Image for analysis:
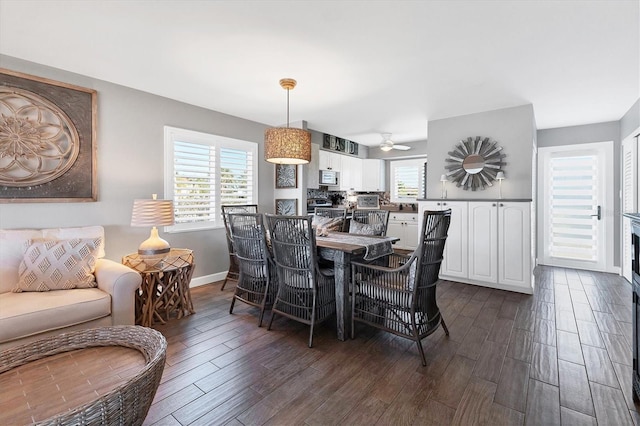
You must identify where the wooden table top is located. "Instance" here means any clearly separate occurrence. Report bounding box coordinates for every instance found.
[315,232,399,254]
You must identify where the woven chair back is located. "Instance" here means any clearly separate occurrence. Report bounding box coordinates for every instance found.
[265,214,318,289]
[351,209,390,236]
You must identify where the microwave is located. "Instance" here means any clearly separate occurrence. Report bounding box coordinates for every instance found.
[320,170,339,186]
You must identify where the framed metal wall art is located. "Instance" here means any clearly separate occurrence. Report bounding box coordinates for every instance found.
[275,164,297,189]
[445,136,506,191]
[0,68,97,202]
[275,199,297,216]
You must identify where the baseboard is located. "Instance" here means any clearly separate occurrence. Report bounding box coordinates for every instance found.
[190,271,227,288]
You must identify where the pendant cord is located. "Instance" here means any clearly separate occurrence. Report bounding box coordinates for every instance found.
[286,88,290,128]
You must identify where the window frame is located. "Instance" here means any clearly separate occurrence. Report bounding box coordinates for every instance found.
[389,158,426,203]
[163,126,258,233]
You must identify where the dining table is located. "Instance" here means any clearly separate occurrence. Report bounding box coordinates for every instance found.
[315,232,400,341]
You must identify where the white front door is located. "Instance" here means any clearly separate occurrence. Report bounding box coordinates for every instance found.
[538,142,614,272]
[622,134,639,282]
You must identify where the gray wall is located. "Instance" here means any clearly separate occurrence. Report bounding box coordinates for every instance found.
[537,121,622,268]
[0,55,276,282]
[426,104,535,200]
[620,98,640,140]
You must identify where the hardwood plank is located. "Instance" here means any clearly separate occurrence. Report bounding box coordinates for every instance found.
[473,341,508,383]
[533,318,556,346]
[612,361,640,413]
[576,320,604,348]
[582,345,619,388]
[475,306,499,331]
[189,387,264,426]
[340,394,389,425]
[372,373,436,426]
[524,379,560,426]
[558,359,594,416]
[498,300,519,320]
[144,384,204,425]
[413,399,457,426]
[593,311,624,335]
[536,302,555,321]
[494,357,530,412]
[530,343,558,386]
[488,318,515,345]
[514,306,535,332]
[602,332,633,366]
[556,309,578,333]
[451,377,497,426]
[430,354,476,409]
[590,382,634,426]
[507,328,533,363]
[573,302,596,322]
[457,326,490,360]
[560,407,597,426]
[488,403,524,426]
[556,330,584,365]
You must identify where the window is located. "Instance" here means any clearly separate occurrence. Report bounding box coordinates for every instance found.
[164,126,258,232]
[389,159,426,202]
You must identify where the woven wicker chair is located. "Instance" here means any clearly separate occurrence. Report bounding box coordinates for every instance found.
[314,207,348,232]
[265,214,336,348]
[0,326,166,426]
[351,209,451,366]
[228,213,278,327]
[350,209,390,236]
[221,204,258,290]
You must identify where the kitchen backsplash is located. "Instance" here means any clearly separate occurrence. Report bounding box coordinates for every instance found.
[306,190,417,211]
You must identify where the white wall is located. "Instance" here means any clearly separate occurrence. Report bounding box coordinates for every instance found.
[0,55,276,282]
[426,104,535,200]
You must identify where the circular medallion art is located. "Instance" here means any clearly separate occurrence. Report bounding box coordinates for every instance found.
[445,136,505,191]
[0,87,80,187]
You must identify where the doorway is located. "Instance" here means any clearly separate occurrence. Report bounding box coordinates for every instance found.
[538,141,614,272]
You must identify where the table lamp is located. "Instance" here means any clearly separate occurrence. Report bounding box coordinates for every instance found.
[131,194,175,263]
[496,171,505,199]
[440,174,448,199]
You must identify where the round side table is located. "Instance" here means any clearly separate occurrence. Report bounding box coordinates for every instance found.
[123,248,195,327]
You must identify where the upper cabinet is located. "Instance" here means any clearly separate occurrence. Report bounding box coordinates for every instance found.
[340,155,362,191]
[361,159,386,192]
[318,150,342,171]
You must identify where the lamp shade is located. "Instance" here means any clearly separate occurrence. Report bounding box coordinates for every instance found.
[131,198,175,227]
[264,127,311,164]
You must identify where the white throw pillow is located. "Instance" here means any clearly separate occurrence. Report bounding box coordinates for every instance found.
[13,237,102,292]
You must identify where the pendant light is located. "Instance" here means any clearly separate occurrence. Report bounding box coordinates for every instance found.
[264,78,311,164]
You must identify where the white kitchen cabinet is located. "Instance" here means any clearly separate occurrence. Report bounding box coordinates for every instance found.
[306,143,320,189]
[417,200,533,294]
[387,213,419,250]
[498,202,532,288]
[361,159,386,192]
[318,150,342,171]
[419,201,467,279]
[340,155,362,191]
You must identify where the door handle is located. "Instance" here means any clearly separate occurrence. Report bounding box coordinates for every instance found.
[591,205,601,220]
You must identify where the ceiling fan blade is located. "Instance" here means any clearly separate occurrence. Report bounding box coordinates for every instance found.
[392,144,411,151]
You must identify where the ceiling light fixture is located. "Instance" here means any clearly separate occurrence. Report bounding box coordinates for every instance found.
[264,78,311,164]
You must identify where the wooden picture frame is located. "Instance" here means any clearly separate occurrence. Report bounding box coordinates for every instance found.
[0,68,97,202]
[275,199,297,216]
[275,164,297,189]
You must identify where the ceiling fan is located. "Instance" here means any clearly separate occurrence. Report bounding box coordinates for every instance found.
[379,133,411,151]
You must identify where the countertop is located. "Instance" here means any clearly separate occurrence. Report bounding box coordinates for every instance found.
[417,198,533,202]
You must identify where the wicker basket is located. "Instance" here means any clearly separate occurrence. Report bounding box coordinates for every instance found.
[0,325,167,426]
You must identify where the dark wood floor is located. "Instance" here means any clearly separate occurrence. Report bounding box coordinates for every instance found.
[145,266,640,425]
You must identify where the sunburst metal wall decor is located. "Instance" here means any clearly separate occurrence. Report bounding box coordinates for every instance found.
[445,136,506,191]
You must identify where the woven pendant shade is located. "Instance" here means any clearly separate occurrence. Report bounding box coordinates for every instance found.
[264,78,311,165]
[264,127,311,164]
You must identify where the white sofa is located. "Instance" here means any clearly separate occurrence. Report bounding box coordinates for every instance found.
[0,226,141,350]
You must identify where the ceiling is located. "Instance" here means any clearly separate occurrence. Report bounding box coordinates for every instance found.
[0,0,638,147]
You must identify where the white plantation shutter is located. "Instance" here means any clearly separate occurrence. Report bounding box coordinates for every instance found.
[390,159,426,202]
[547,153,598,261]
[165,127,258,232]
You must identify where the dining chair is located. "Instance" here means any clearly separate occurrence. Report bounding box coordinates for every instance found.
[349,209,390,236]
[228,212,277,327]
[314,207,347,232]
[221,204,259,290]
[350,209,451,366]
[264,214,336,348]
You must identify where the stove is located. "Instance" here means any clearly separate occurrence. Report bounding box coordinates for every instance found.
[307,198,333,214]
